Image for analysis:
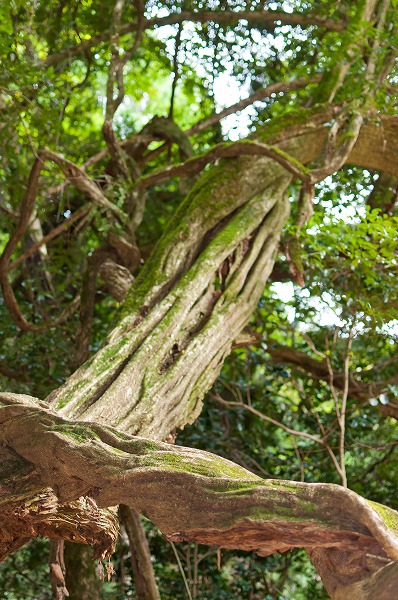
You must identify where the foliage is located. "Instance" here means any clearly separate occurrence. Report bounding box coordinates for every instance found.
[1,0,398,598]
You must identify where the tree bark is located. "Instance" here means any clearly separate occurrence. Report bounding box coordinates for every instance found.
[2,109,398,598]
[64,543,101,600]
[1,392,397,600]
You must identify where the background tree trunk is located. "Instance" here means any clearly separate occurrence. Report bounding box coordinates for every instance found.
[120,505,161,600]
[64,543,101,600]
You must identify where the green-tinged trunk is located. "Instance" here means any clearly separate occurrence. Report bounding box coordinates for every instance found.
[46,112,398,441]
[64,543,101,600]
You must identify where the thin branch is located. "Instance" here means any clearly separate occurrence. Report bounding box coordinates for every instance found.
[266,339,383,405]
[0,202,19,218]
[105,0,128,122]
[10,204,91,270]
[49,540,68,600]
[0,156,79,332]
[119,505,160,600]
[338,327,354,488]
[42,149,126,219]
[186,76,322,136]
[168,23,182,120]
[363,0,391,94]
[0,147,123,332]
[0,361,28,381]
[211,392,325,446]
[169,540,193,600]
[309,111,364,183]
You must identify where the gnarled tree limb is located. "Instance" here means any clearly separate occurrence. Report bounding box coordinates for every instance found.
[0,392,397,599]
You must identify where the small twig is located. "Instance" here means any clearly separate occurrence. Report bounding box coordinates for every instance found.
[169,23,183,120]
[338,326,354,488]
[10,204,91,270]
[169,540,192,600]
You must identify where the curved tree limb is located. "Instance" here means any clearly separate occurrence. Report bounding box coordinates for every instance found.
[0,392,397,599]
[138,139,311,190]
[0,394,398,600]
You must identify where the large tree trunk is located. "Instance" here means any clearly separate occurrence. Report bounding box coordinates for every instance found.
[1,109,398,598]
[47,110,398,437]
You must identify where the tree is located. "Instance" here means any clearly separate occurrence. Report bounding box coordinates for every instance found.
[1,0,398,598]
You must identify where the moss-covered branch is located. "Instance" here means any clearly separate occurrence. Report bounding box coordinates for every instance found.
[1,393,398,566]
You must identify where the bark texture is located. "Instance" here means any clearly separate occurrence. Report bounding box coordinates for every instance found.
[64,543,101,600]
[1,395,398,557]
[2,110,398,598]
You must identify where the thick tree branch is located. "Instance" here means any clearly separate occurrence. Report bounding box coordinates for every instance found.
[1,393,397,569]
